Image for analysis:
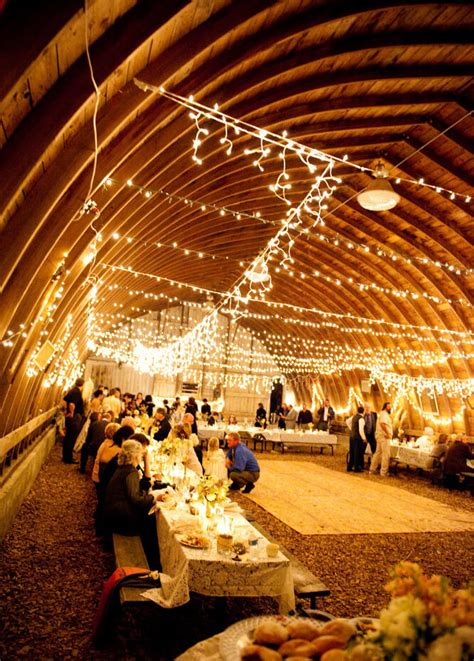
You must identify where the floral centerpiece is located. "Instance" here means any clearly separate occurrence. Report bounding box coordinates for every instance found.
[194,475,231,517]
[347,562,474,660]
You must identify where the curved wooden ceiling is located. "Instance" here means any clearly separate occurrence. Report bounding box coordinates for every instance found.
[0,0,472,432]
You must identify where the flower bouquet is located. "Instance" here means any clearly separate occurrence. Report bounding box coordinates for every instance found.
[346,562,474,660]
[194,475,231,517]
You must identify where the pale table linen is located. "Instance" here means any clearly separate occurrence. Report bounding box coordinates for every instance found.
[390,443,433,470]
[143,508,295,614]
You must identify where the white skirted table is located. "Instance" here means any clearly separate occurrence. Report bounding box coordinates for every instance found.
[390,443,434,470]
[145,507,295,614]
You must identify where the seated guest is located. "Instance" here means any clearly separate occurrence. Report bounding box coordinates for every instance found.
[297,404,313,431]
[92,423,126,535]
[153,408,171,441]
[427,434,449,478]
[414,427,435,451]
[226,432,260,493]
[444,433,474,476]
[130,432,153,491]
[182,413,202,465]
[207,411,219,426]
[104,440,163,568]
[228,414,238,426]
[121,416,137,432]
[203,436,227,481]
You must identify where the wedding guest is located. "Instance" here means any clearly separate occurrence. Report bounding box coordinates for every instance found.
[130,432,153,491]
[62,377,85,464]
[182,412,202,464]
[414,427,435,451]
[121,416,137,432]
[79,411,100,474]
[162,399,171,416]
[203,436,227,480]
[92,422,122,534]
[346,406,367,472]
[90,389,105,415]
[427,434,449,479]
[277,403,287,430]
[316,398,335,431]
[135,392,144,410]
[226,432,260,493]
[280,404,297,430]
[255,403,267,428]
[370,402,393,477]
[102,388,122,422]
[185,397,198,421]
[144,394,155,417]
[153,408,171,441]
[297,404,313,431]
[103,440,163,568]
[87,411,114,460]
[228,414,238,425]
[363,403,377,454]
[169,424,203,476]
[201,398,211,418]
[208,411,219,426]
[444,433,474,476]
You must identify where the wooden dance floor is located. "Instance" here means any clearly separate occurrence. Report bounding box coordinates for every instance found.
[246,460,474,535]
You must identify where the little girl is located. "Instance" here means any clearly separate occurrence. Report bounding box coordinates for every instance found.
[203,437,227,481]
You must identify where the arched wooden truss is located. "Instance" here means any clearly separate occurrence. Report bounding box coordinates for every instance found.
[0,0,472,434]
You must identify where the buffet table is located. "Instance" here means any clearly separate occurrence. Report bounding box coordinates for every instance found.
[148,506,295,614]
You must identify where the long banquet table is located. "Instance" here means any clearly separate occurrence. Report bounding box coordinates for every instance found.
[148,506,295,614]
[198,425,337,454]
[389,442,434,470]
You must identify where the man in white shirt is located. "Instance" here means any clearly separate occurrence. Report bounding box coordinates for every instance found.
[346,406,367,472]
[316,399,335,431]
[370,402,393,477]
[102,388,122,422]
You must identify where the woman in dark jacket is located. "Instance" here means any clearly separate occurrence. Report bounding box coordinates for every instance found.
[104,439,162,568]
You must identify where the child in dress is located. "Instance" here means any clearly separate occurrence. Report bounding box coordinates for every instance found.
[203,436,227,481]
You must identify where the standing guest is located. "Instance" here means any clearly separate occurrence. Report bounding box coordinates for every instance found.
[144,395,155,418]
[153,408,171,441]
[185,397,198,421]
[280,404,297,430]
[203,437,227,481]
[316,398,335,431]
[171,400,185,425]
[162,399,171,416]
[102,388,122,422]
[201,398,211,418]
[370,402,393,478]
[346,406,367,472]
[90,389,105,415]
[255,403,267,428]
[103,440,163,568]
[79,412,100,474]
[87,411,114,461]
[277,404,287,430]
[182,412,202,464]
[121,393,135,419]
[363,403,377,454]
[444,433,474,476]
[226,432,260,493]
[169,424,203,476]
[297,404,313,431]
[62,377,85,464]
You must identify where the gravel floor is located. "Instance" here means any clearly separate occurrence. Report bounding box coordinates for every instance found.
[0,442,473,660]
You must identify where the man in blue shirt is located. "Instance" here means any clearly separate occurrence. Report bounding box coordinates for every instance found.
[225,432,260,493]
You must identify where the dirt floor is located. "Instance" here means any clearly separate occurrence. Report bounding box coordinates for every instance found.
[0,442,473,660]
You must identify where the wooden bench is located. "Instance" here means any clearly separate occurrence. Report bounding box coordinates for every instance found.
[113,533,150,604]
[276,440,336,456]
[251,522,330,610]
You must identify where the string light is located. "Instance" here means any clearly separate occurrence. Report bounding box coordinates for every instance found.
[370,367,474,400]
[99,175,473,277]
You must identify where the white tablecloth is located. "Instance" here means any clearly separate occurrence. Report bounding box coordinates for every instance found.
[390,443,433,470]
[145,508,295,614]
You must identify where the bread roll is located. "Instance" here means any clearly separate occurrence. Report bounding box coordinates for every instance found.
[278,639,318,657]
[320,650,347,661]
[286,620,321,641]
[254,622,289,646]
[318,619,357,644]
[241,643,283,660]
[311,635,345,655]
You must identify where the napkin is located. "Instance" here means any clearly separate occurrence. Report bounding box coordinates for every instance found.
[223,501,242,514]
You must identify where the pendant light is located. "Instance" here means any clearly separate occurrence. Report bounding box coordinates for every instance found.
[357,162,400,211]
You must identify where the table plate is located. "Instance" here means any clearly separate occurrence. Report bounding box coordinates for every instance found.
[219,615,318,661]
[177,533,210,549]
